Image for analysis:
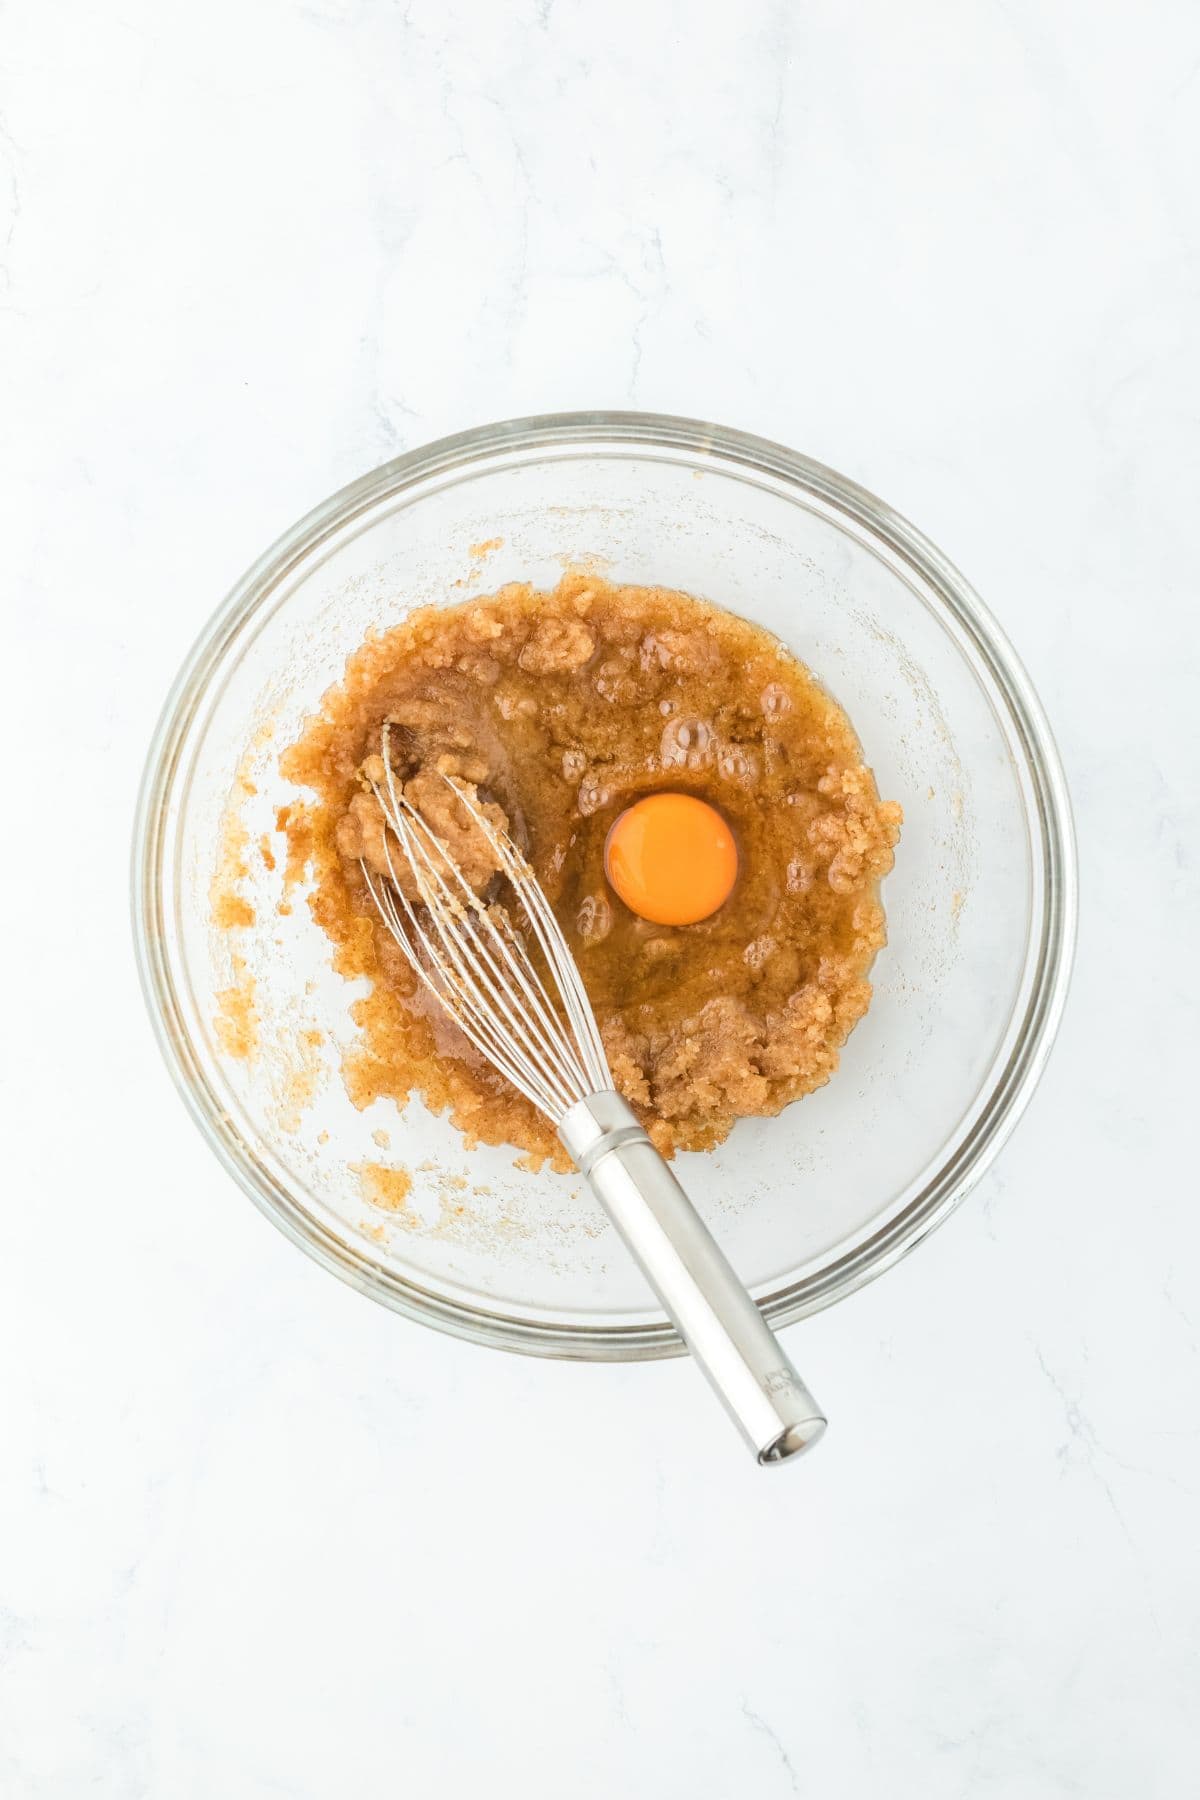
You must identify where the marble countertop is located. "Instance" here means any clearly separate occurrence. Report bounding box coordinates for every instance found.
[4,1,1198,1793]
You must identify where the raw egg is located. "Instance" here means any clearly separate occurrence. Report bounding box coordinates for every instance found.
[604,793,738,926]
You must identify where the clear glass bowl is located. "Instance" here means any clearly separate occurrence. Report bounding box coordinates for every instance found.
[133,412,1076,1358]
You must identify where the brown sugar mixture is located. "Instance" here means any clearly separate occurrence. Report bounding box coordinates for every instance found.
[279,574,901,1165]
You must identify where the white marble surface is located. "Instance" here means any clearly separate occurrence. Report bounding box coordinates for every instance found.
[3,1,1199,1793]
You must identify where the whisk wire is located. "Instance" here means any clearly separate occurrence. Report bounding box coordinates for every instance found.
[377,749,585,1084]
[363,855,571,1118]
[361,733,609,1120]
[377,770,589,1103]
[447,778,612,1092]
[379,798,580,1106]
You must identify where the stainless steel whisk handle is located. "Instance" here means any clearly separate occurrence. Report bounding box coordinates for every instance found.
[559,1093,826,1465]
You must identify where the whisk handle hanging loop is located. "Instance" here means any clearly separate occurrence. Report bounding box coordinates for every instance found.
[559,1093,827,1464]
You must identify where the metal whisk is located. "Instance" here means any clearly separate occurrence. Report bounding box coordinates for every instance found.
[360,726,826,1464]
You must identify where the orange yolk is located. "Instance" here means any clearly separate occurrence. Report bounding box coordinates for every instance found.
[604,793,739,926]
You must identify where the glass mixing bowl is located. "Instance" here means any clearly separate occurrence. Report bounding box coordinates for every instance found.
[133,412,1076,1358]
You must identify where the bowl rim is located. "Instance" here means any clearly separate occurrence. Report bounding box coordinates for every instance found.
[132,409,1078,1359]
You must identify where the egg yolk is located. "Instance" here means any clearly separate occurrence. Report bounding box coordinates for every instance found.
[604,793,739,926]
